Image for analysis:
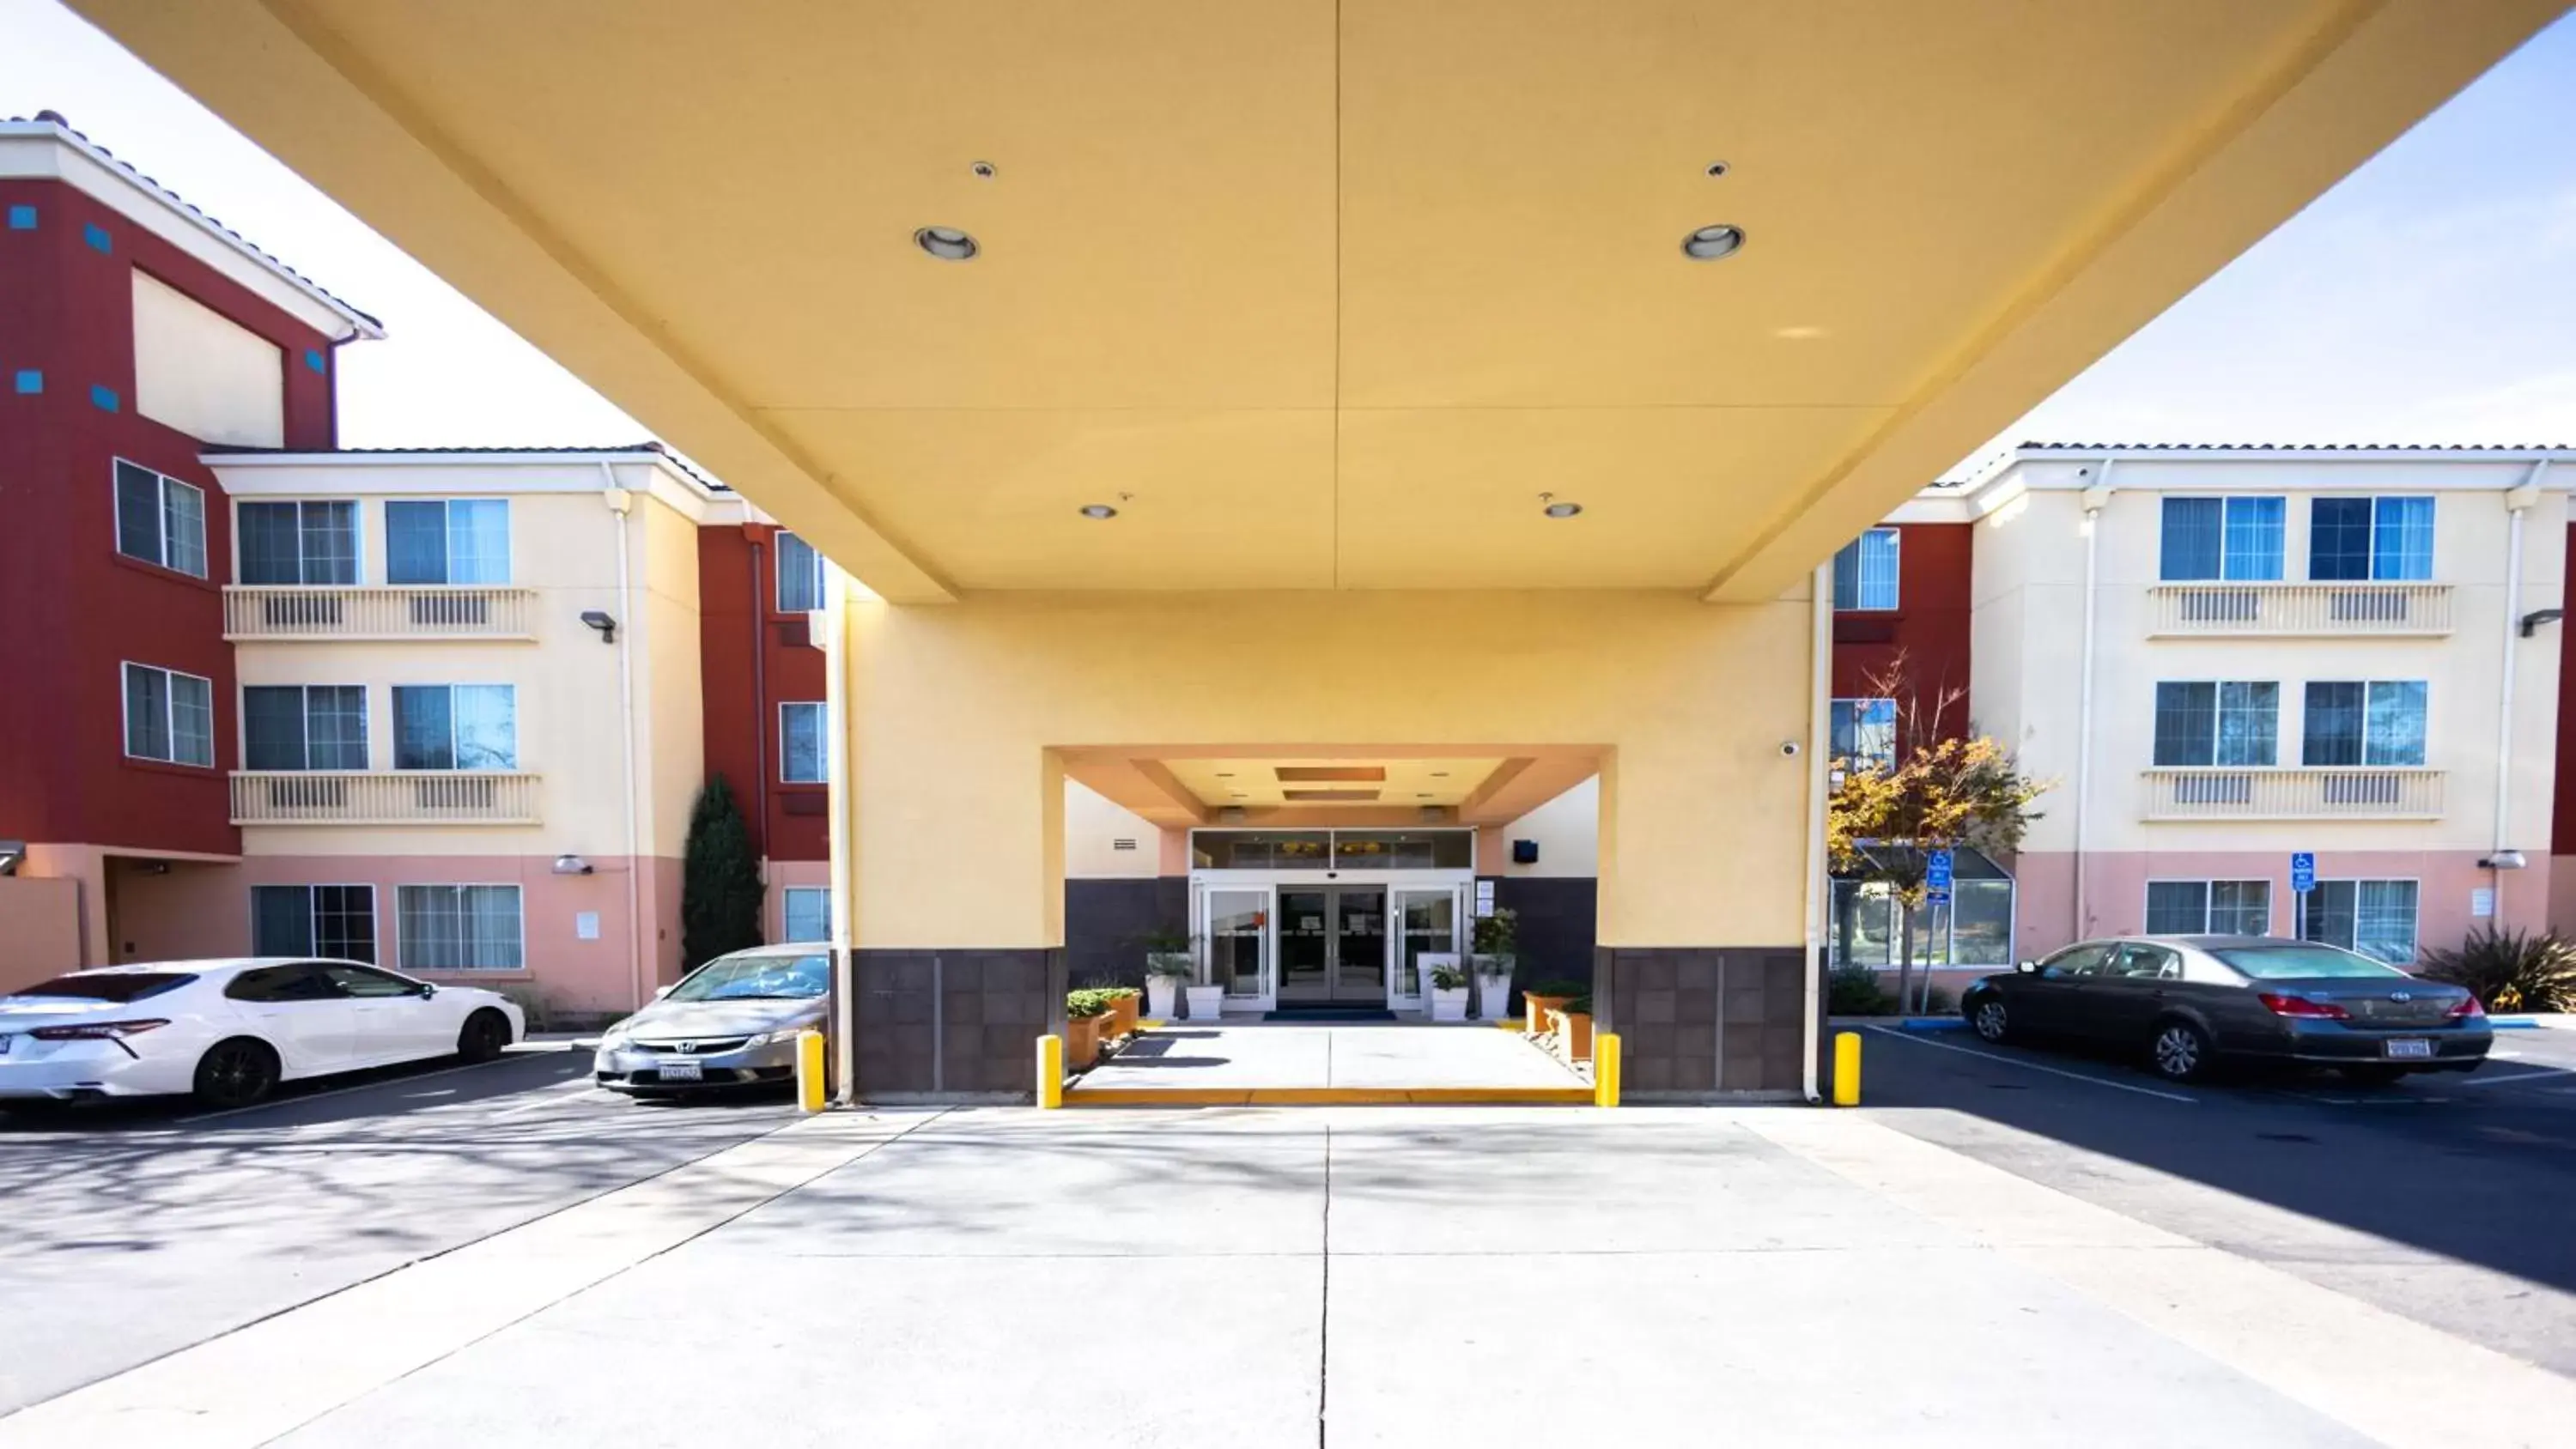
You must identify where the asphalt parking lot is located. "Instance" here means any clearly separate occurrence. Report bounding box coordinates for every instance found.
[0,1044,800,1415]
[1855,1019,2576,1377]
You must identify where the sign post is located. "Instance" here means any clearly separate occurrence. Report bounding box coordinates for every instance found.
[1923,849,1954,1015]
[2289,852,2315,940]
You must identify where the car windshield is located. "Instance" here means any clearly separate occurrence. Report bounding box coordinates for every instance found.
[8,972,198,1003]
[664,952,829,1003]
[2208,944,2409,980]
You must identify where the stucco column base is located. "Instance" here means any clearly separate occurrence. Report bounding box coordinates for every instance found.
[847,948,1066,1103]
[1596,946,1814,1099]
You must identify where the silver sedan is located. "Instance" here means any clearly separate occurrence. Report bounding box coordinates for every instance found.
[592,945,828,1096]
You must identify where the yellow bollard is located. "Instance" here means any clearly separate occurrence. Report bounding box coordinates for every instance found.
[1036,1034,1065,1109]
[1593,1031,1622,1108]
[1832,1030,1861,1106]
[795,1029,828,1113]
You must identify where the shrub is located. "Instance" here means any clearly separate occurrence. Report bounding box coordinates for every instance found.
[680,774,764,971]
[1828,964,1895,1016]
[1066,989,1115,1019]
[2421,926,2576,1013]
[1527,978,1588,998]
[1922,985,1957,1016]
[1561,996,1593,1016]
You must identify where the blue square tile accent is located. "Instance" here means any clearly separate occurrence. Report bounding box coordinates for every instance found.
[6,204,33,230]
[11,370,39,395]
[304,349,326,373]
[89,383,118,411]
[83,221,112,253]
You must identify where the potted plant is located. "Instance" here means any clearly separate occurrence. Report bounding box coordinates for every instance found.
[1141,928,1197,1019]
[1064,990,1109,1071]
[1549,996,1595,1062]
[1469,909,1518,1021]
[1522,977,1584,1035]
[1424,953,1469,1022]
[1183,946,1227,1022]
[1104,985,1142,1040]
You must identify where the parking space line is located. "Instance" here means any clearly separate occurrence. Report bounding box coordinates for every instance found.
[170,1056,526,1125]
[1864,1026,2197,1103]
[2455,1064,2576,1088]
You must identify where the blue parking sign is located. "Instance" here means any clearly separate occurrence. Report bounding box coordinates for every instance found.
[1925,848,1953,906]
[2290,852,2316,894]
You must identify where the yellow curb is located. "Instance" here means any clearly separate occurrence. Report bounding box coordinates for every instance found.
[1062,1086,1595,1107]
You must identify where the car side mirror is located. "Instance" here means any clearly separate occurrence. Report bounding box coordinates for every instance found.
[416,982,437,998]
[653,985,674,1000]
[2016,960,2038,974]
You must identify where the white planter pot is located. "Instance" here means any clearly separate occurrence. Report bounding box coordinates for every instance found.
[1428,986,1470,1022]
[1474,973,1512,1021]
[1145,976,1178,1019]
[1184,985,1227,1021]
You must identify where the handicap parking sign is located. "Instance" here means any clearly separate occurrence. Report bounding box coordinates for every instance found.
[2290,852,2316,894]
[1925,848,1953,906]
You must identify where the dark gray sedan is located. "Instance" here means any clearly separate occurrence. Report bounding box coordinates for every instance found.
[1959,935,2490,1084]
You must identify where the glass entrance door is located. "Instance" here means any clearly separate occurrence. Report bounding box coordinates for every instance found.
[1390,887,1459,1006]
[1275,886,1388,1005]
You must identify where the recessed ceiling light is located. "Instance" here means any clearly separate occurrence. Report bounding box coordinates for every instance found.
[914,226,979,261]
[1544,501,1583,518]
[1430,772,1449,778]
[1215,772,1234,778]
[1704,161,1730,179]
[1681,224,1745,261]
[1078,503,1117,519]
[970,161,997,179]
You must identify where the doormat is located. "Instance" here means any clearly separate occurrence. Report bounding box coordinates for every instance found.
[1263,1007,1397,1022]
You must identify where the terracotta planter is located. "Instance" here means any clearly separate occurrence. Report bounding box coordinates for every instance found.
[1523,994,1571,1034]
[1550,1009,1594,1062]
[1065,1014,1102,1071]
[1106,991,1139,1040]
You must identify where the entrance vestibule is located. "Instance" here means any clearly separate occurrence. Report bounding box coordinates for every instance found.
[1189,829,1473,1017]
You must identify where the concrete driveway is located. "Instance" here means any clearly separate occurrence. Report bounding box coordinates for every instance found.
[9,1087,2576,1448]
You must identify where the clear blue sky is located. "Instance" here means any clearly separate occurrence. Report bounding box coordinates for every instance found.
[5,0,2573,468]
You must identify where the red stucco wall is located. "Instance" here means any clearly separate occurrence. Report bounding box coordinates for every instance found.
[1829,520,1975,750]
[696,524,829,863]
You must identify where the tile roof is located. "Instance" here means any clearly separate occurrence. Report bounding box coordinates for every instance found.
[203,440,731,493]
[2019,440,2575,452]
[3,111,383,336]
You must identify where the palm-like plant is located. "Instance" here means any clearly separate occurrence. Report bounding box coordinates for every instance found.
[2419,926,2576,1012]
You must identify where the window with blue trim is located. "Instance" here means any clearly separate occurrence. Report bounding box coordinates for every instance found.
[11,370,37,395]
[2309,496,2433,580]
[6,204,34,230]
[82,221,111,253]
[90,384,118,412]
[1831,528,1900,610]
[2160,496,2283,580]
[2152,681,2278,767]
[2301,680,2426,766]
[1828,698,1899,770]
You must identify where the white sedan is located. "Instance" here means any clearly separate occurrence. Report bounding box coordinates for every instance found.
[0,960,525,1110]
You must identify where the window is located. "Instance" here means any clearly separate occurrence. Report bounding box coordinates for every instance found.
[1827,850,2016,969]
[2111,943,2183,980]
[2301,681,2426,767]
[1831,529,1900,610]
[319,962,419,997]
[783,887,831,943]
[2151,682,2277,767]
[2160,496,2284,582]
[113,460,208,577]
[393,685,517,770]
[776,530,825,612]
[243,686,368,771]
[2041,943,2117,977]
[2144,880,2270,937]
[250,884,378,962]
[238,500,359,585]
[781,701,826,783]
[385,500,509,585]
[224,963,340,1003]
[397,885,524,971]
[2300,880,2420,965]
[1829,699,1899,770]
[2309,497,2433,581]
[123,663,214,767]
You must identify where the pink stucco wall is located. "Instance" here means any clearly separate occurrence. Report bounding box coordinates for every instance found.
[2010,849,2543,964]
[100,854,680,1022]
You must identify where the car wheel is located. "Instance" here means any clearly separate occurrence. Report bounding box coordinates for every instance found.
[1970,997,2011,1044]
[2147,1019,2214,1083]
[193,1038,282,1109]
[457,1009,513,1063]
[2339,1064,2408,1088]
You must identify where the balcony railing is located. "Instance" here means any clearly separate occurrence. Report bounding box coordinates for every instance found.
[223,585,538,641]
[2140,767,2444,822]
[2147,583,2453,637]
[231,771,542,826]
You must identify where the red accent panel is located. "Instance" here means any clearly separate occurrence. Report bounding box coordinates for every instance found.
[0,177,342,858]
[2554,524,2576,852]
[696,524,830,861]
[1830,522,1975,752]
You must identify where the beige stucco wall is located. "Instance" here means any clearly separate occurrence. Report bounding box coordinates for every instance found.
[845,588,1813,950]
[0,876,83,988]
[1485,773,1601,878]
[131,270,284,448]
[1972,462,2567,860]
[1064,780,1163,880]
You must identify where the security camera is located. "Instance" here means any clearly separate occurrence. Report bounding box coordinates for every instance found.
[1779,740,1802,758]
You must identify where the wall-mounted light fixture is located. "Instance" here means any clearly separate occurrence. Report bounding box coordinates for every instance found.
[552,853,594,876]
[0,839,21,876]
[2521,608,2564,638]
[580,609,617,644]
[2480,850,2529,870]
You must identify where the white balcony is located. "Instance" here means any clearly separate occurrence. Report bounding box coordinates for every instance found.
[2147,583,2453,637]
[2140,767,2444,822]
[224,585,538,641]
[231,771,542,826]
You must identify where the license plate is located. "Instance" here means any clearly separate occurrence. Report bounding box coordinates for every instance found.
[659,1059,702,1082]
[2383,1038,2433,1060]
